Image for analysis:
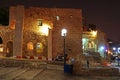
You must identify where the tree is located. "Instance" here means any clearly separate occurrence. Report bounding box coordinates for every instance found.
[88,24,97,31]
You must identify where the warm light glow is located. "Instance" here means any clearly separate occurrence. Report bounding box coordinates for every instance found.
[39,23,50,36]
[7,48,9,53]
[110,53,113,55]
[88,41,94,48]
[0,47,3,52]
[10,20,16,29]
[108,50,111,54]
[27,42,34,50]
[36,43,43,53]
[61,28,67,36]
[0,44,3,52]
[91,31,97,37]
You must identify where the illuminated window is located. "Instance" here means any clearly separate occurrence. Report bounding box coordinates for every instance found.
[39,23,50,36]
[56,16,59,21]
[36,43,43,53]
[27,42,34,50]
[0,44,3,52]
[88,41,94,48]
[0,47,3,52]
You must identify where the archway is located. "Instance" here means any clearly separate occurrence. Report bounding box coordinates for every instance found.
[6,41,13,57]
[0,37,3,55]
[0,37,3,44]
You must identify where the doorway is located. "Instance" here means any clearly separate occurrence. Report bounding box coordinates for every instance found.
[6,41,13,57]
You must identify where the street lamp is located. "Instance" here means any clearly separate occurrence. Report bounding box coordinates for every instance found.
[61,28,67,65]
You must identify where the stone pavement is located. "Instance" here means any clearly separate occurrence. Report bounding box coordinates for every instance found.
[0,67,119,80]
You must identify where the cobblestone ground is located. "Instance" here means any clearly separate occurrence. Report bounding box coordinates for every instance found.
[0,67,119,80]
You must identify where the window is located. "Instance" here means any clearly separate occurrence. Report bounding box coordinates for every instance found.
[36,43,43,53]
[56,16,59,21]
[27,42,33,50]
[88,41,94,48]
[0,44,3,52]
[38,19,43,26]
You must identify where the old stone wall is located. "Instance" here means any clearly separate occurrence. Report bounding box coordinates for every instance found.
[23,7,83,59]
[0,26,14,56]
[7,5,83,60]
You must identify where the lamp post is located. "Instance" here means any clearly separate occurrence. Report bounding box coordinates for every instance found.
[61,29,67,65]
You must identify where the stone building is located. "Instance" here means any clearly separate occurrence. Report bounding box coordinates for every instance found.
[0,5,83,60]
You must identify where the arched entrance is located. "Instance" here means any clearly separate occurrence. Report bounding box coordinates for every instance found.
[0,37,2,44]
[6,41,13,57]
[0,37,3,56]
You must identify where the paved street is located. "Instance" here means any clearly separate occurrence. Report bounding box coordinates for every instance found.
[0,67,119,80]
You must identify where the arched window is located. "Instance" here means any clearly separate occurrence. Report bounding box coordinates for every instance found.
[88,41,94,48]
[36,43,43,53]
[27,42,34,50]
[0,37,3,52]
[0,44,3,52]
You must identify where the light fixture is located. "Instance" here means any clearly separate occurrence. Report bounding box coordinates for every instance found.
[113,47,116,50]
[91,30,97,37]
[61,28,67,36]
[39,23,50,36]
[61,28,67,65]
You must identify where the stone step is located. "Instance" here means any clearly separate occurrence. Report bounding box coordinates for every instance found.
[15,69,44,80]
[1,68,29,80]
[0,67,19,77]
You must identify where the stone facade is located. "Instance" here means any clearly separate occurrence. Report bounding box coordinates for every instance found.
[0,26,14,57]
[0,5,83,60]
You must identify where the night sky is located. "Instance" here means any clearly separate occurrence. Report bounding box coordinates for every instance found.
[0,0,120,41]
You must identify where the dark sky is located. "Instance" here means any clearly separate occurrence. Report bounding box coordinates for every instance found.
[0,0,120,41]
